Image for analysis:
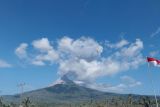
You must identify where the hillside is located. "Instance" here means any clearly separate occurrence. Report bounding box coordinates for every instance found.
[2,76,159,107]
[3,76,119,103]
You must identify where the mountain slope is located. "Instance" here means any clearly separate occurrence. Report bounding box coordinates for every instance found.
[2,76,128,103]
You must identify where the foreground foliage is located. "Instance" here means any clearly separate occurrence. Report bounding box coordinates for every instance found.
[0,95,160,107]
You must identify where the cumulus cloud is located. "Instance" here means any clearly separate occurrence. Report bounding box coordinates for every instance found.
[58,36,103,60]
[32,38,53,52]
[15,38,59,66]
[15,43,28,59]
[59,58,122,82]
[58,37,144,92]
[58,38,144,82]
[0,59,12,68]
[15,36,144,92]
[31,38,59,66]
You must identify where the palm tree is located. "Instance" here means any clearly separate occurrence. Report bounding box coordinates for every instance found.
[127,94,133,107]
[22,97,31,107]
[0,97,3,107]
[145,96,151,107]
[140,97,149,107]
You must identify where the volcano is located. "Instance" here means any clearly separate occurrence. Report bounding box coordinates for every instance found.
[3,76,120,104]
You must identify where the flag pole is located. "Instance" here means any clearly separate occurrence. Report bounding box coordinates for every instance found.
[147,60,159,107]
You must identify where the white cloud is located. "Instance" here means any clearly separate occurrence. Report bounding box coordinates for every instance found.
[115,39,143,57]
[32,38,53,52]
[84,83,127,93]
[121,75,142,88]
[58,36,103,60]
[31,38,59,66]
[75,75,141,93]
[15,38,59,66]
[58,58,122,82]
[57,37,144,92]
[58,38,144,82]
[150,27,160,38]
[0,59,12,68]
[16,36,144,92]
[111,39,144,69]
[31,60,45,66]
[15,43,28,59]
[105,39,129,49]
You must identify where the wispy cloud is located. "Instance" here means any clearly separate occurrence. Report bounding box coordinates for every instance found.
[150,27,160,38]
[105,39,129,49]
[83,83,127,93]
[149,51,159,57]
[0,59,12,68]
[75,75,142,93]
[121,75,142,88]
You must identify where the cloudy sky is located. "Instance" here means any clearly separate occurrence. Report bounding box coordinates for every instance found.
[0,0,160,95]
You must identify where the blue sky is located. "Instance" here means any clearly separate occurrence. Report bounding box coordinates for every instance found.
[0,0,160,95]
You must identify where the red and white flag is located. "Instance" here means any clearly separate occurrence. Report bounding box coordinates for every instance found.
[147,57,160,67]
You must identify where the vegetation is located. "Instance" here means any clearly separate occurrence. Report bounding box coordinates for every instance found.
[0,95,160,107]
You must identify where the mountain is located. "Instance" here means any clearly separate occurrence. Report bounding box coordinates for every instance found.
[4,76,157,106]
[2,76,160,107]
[3,76,119,104]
